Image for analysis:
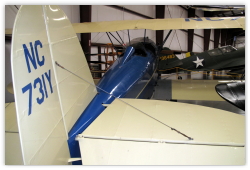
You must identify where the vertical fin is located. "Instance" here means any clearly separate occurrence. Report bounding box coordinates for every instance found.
[11,5,96,165]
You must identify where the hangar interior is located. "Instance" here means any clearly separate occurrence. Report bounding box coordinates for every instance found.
[5,5,245,112]
[5,5,245,165]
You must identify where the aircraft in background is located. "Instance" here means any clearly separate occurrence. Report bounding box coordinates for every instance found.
[215,81,245,111]
[215,68,245,111]
[188,5,245,12]
[7,5,245,165]
[157,45,245,79]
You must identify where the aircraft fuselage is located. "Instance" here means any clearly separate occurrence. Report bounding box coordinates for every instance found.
[158,46,245,74]
[68,38,158,164]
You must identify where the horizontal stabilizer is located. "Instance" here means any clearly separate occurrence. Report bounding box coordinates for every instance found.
[77,98,245,165]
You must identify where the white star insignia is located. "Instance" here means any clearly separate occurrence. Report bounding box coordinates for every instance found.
[193,56,204,68]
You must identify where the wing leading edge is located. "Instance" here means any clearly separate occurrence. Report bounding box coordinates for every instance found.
[6,16,245,35]
[72,17,245,33]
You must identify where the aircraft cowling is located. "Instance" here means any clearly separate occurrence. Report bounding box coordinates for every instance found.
[215,82,245,111]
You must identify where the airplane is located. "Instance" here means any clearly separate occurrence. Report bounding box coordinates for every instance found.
[188,5,245,12]
[7,5,245,165]
[157,45,245,79]
[215,81,245,111]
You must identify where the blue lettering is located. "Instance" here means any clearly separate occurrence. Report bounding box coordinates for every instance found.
[185,18,203,22]
[34,40,45,67]
[23,40,45,73]
[34,77,44,105]
[231,17,240,21]
[41,74,48,98]
[22,83,33,116]
[206,17,224,21]
[22,69,53,116]
[45,70,53,94]
[23,43,37,73]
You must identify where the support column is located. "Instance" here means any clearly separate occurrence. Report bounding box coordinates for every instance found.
[187,8,195,52]
[226,29,234,46]
[80,5,91,61]
[203,11,212,51]
[156,5,165,80]
[156,5,165,46]
[220,29,228,46]
[214,29,220,48]
[187,8,195,80]
[97,46,102,78]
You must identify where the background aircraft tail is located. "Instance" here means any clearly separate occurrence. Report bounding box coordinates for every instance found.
[158,48,183,71]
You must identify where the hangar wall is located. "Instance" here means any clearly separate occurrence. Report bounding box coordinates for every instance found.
[5,5,242,102]
[90,5,209,61]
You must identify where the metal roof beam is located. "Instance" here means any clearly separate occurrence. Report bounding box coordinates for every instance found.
[106,5,154,19]
[156,5,165,45]
[187,8,195,52]
[80,5,91,61]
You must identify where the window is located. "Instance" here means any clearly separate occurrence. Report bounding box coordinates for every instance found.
[208,49,223,56]
[219,46,237,53]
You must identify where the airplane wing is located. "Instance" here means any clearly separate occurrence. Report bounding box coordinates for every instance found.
[77,98,245,165]
[5,16,245,35]
[72,17,245,33]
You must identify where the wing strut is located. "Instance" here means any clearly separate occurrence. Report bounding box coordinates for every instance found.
[106,32,119,56]
[116,31,125,46]
[144,29,146,43]
[127,30,131,45]
[106,32,113,45]
[108,32,123,46]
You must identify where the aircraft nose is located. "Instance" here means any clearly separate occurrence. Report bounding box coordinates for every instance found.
[215,82,245,111]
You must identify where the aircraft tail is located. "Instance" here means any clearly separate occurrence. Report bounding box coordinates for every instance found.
[185,51,195,57]
[10,5,97,164]
[158,52,183,71]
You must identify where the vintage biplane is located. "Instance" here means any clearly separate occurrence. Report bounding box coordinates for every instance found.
[158,45,245,79]
[6,5,245,165]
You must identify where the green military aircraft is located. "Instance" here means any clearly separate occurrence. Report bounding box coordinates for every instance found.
[158,45,245,79]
